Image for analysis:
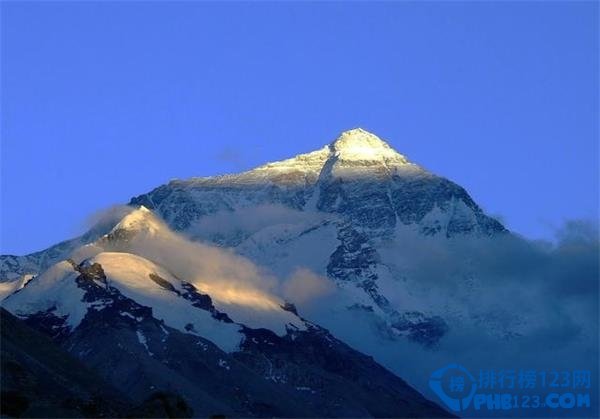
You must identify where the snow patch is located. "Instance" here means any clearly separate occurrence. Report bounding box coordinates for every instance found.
[136,330,153,356]
[218,359,230,370]
[91,252,244,352]
[2,261,88,329]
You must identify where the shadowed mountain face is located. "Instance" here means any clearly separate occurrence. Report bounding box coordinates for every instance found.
[0,129,520,417]
[0,308,198,418]
[0,308,128,418]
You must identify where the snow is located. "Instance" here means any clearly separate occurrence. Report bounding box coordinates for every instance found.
[242,146,330,184]
[248,128,417,181]
[97,208,309,336]
[2,250,246,353]
[2,261,88,329]
[182,128,419,187]
[89,299,112,311]
[70,243,104,265]
[91,252,244,352]
[3,204,310,350]
[295,386,316,393]
[136,330,153,356]
[235,218,339,279]
[330,128,408,162]
[119,311,139,320]
[112,205,164,235]
[0,274,34,300]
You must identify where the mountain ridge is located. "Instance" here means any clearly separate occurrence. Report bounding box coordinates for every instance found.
[129,129,505,236]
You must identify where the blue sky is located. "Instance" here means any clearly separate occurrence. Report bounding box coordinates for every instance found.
[1,1,598,255]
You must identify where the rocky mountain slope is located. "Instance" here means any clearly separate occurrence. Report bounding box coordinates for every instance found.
[1,308,129,417]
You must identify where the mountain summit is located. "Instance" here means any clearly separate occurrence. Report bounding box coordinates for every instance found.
[129,128,504,237]
[329,128,409,163]
[330,128,391,149]
[209,128,416,186]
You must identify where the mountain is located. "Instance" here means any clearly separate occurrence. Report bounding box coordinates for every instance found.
[0,307,213,418]
[1,307,129,417]
[1,129,506,345]
[4,128,594,417]
[126,128,507,346]
[0,128,508,416]
[1,195,451,417]
[131,128,505,237]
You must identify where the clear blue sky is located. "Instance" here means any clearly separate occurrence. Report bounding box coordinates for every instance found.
[1,2,598,255]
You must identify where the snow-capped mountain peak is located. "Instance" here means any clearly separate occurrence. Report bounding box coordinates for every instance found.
[329,128,409,163]
[189,128,416,187]
[109,205,164,237]
[113,205,155,229]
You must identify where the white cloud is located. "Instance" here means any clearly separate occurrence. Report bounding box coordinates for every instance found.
[282,268,335,305]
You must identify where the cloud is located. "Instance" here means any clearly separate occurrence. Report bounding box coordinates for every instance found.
[83,205,134,231]
[282,268,335,305]
[215,147,244,169]
[312,219,599,415]
[127,228,277,298]
[84,210,312,332]
[76,205,336,319]
[186,204,329,242]
[395,222,598,340]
